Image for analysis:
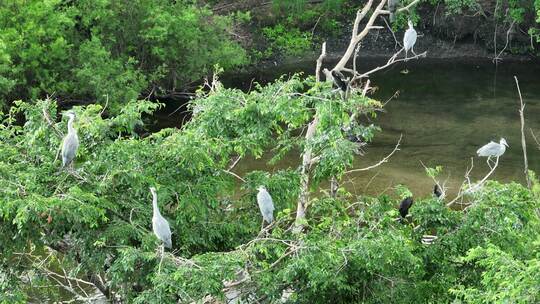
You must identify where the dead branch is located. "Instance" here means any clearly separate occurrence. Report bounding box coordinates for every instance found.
[42,98,63,138]
[447,158,475,207]
[493,20,516,63]
[344,134,402,174]
[514,76,530,188]
[447,155,500,207]
[222,169,246,183]
[315,42,327,82]
[294,116,319,233]
[419,160,447,200]
[228,155,242,171]
[382,17,402,50]
[354,51,427,80]
[531,129,540,149]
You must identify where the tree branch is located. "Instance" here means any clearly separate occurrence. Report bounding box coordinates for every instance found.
[514,76,530,188]
[344,134,402,174]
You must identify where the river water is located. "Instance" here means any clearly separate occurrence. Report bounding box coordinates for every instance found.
[156,58,540,198]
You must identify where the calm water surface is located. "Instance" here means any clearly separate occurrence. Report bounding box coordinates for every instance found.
[158,58,540,198]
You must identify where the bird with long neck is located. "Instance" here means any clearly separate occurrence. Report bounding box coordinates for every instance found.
[61,112,79,168]
[403,20,418,59]
[150,187,172,249]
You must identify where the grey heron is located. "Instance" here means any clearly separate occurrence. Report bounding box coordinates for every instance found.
[61,112,79,168]
[150,187,172,249]
[403,20,417,59]
[399,197,413,218]
[477,138,508,168]
[257,186,274,226]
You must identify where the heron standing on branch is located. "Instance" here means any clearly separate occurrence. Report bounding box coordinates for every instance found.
[150,187,172,249]
[61,112,79,168]
[403,20,417,59]
[477,138,508,168]
[257,186,274,229]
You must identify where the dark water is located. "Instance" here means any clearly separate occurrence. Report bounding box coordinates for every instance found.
[156,58,540,198]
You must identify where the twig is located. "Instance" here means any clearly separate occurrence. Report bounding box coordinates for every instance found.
[222,169,246,183]
[514,76,530,188]
[228,155,242,171]
[493,20,516,63]
[382,17,401,50]
[344,134,402,174]
[42,99,63,138]
[354,51,427,80]
[315,42,327,82]
[419,160,447,199]
[531,129,540,148]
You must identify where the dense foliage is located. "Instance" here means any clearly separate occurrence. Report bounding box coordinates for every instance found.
[0,0,248,111]
[1,71,539,303]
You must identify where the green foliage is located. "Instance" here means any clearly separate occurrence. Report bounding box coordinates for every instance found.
[1,55,539,303]
[262,24,313,58]
[0,0,248,110]
[0,74,386,302]
[451,243,540,303]
[442,0,480,15]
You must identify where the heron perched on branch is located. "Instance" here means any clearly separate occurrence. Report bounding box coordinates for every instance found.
[257,186,274,226]
[61,112,79,168]
[403,20,417,59]
[150,187,172,249]
[477,138,508,168]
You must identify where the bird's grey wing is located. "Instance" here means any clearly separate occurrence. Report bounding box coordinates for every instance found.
[262,192,275,213]
[154,216,172,241]
[477,141,497,156]
[62,134,79,163]
[403,29,418,49]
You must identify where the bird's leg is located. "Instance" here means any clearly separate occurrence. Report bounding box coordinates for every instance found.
[486,157,494,170]
[260,219,265,233]
[412,47,417,56]
[158,244,164,274]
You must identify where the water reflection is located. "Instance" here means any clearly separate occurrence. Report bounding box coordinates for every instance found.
[157,58,540,198]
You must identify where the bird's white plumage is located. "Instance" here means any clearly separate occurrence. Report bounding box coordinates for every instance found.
[403,20,417,57]
[61,113,79,167]
[477,138,508,157]
[150,187,172,248]
[257,186,274,223]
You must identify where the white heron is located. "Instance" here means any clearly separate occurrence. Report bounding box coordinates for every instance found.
[61,112,79,168]
[150,187,172,249]
[257,186,274,227]
[403,19,417,59]
[477,138,508,168]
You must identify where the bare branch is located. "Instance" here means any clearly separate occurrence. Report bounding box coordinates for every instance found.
[419,160,447,200]
[396,0,421,12]
[355,51,427,80]
[315,42,327,82]
[515,76,531,188]
[493,19,515,63]
[222,169,246,183]
[344,134,402,174]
